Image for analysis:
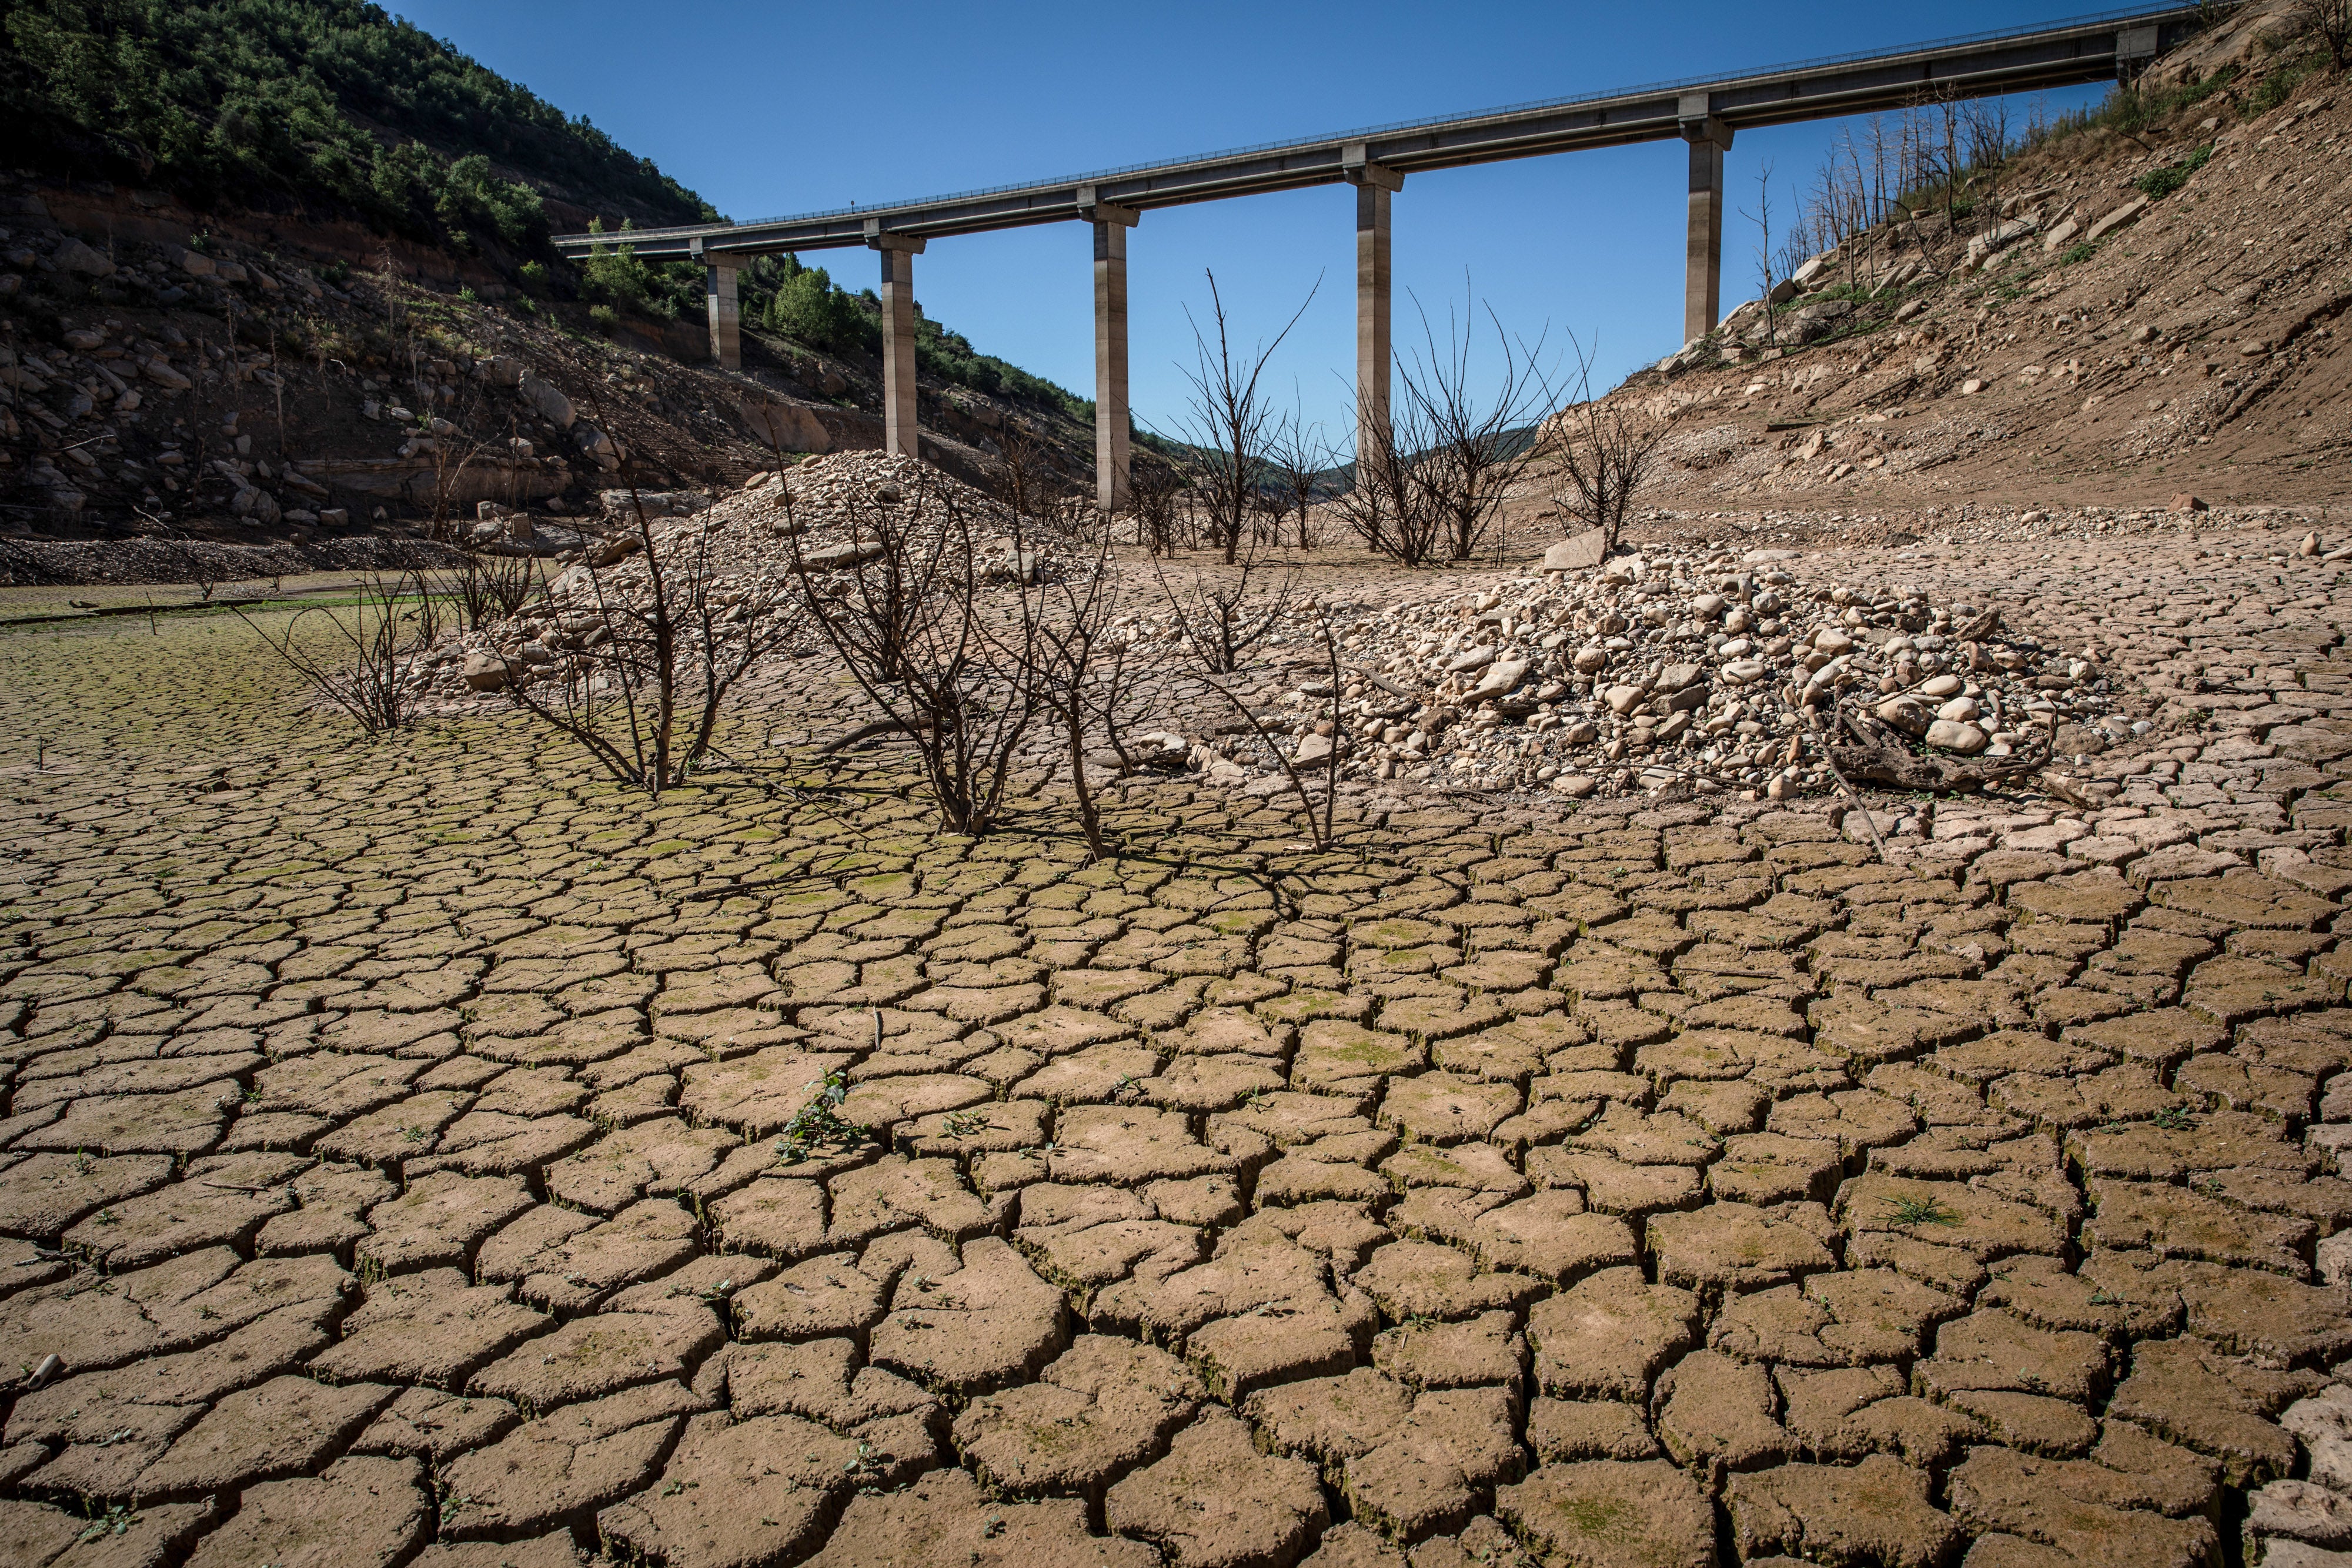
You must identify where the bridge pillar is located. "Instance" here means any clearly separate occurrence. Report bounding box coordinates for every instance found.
[866,224,926,458]
[696,248,740,371]
[1080,188,1139,511]
[1344,146,1402,466]
[1679,95,1733,345]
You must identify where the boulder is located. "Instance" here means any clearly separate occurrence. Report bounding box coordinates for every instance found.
[802,540,888,571]
[477,355,524,389]
[1292,733,1338,770]
[522,375,575,430]
[174,248,217,278]
[1925,720,1989,755]
[2084,195,2150,244]
[1875,697,1929,736]
[588,533,642,569]
[461,653,512,692]
[51,239,114,278]
[1470,659,1531,702]
[1544,529,1609,572]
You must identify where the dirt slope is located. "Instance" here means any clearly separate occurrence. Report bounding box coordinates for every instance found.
[1606,0,2352,523]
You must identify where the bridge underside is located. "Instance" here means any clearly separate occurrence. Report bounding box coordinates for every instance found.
[564,6,2206,504]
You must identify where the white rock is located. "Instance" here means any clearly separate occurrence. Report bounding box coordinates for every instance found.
[523,375,576,430]
[1720,660,1767,685]
[1604,684,1648,716]
[1875,697,1929,735]
[1572,646,1610,674]
[1926,720,1989,755]
[1919,674,1965,698]
[1447,644,1498,674]
[1937,697,1981,722]
[1813,628,1853,655]
[1542,527,1609,571]
[1469,658,1531,701]
[2250,1480,2352,1549]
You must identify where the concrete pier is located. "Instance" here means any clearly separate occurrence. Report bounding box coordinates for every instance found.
[1679,95,1733,345]
[867,223,924,458]
[1080,188,1138,511]
[697,247,740,370]
[1345,146,1401,464]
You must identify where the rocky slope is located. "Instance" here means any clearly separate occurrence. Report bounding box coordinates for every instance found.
[1604,0,2352,522]
[0,179,1093,584]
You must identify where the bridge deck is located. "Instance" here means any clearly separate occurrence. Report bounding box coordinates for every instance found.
[553,4,2209,262]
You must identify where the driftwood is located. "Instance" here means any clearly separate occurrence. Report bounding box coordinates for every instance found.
[1827,708,2051,792]
[819,717,930,754]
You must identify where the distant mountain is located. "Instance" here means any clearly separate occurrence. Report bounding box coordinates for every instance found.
[0,0,717,258]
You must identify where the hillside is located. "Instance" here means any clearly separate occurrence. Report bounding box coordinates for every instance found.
[0,1,1102,576]
[1579,0,2352,530]
[1,0,714,252]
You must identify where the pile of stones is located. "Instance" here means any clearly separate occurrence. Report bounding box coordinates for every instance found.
[409,452,1063,701]
[1155,548,2132,801]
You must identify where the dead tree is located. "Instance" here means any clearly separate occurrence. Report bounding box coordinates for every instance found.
[503,436,806,793]
[235,561,442,737]
[1742,160,1782,350]
[1152,536,1295,676]
[1158,271,1314,565]
[786,472,1042,835]
[1392,289,1553,563]
[1129,459,1187,557]
[1333,397,1446,567]
[1015,533,1137,861]
[1263,410,1332,549]
[1539,333,1681,556]
[2293,0,2352,70]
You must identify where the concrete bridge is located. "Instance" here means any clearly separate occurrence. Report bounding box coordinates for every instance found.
[554,4,2210,509]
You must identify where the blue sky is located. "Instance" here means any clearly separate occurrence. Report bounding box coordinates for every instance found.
[391,1,2120,447]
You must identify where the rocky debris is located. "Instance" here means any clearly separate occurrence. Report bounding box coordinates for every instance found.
[413,449,1087,708]
[1127,548,2119,801]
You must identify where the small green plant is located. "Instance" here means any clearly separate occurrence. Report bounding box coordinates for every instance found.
[2247,55,2320,118]
[2152,1104,2196,1131]
[517,260,549,297]
[78,1506,139,1543]
[1880,1194,1962,1228]
[2135,145,2213,199]
[319,259,350,287]
[2060,243,2096,266]
[940,1109,992,1139]
[588,303,618,332]
[458,285,479,303]
[774,1071,864,1164]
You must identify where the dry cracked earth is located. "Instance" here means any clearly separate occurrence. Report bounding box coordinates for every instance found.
[7,524,2352,1568]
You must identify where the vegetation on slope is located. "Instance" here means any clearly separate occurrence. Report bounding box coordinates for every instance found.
[0,0,716,256]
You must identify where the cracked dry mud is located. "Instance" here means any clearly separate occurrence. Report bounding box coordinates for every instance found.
[6,523,2352,1568]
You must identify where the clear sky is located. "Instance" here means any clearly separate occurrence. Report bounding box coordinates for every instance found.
[389,0,2120,449]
